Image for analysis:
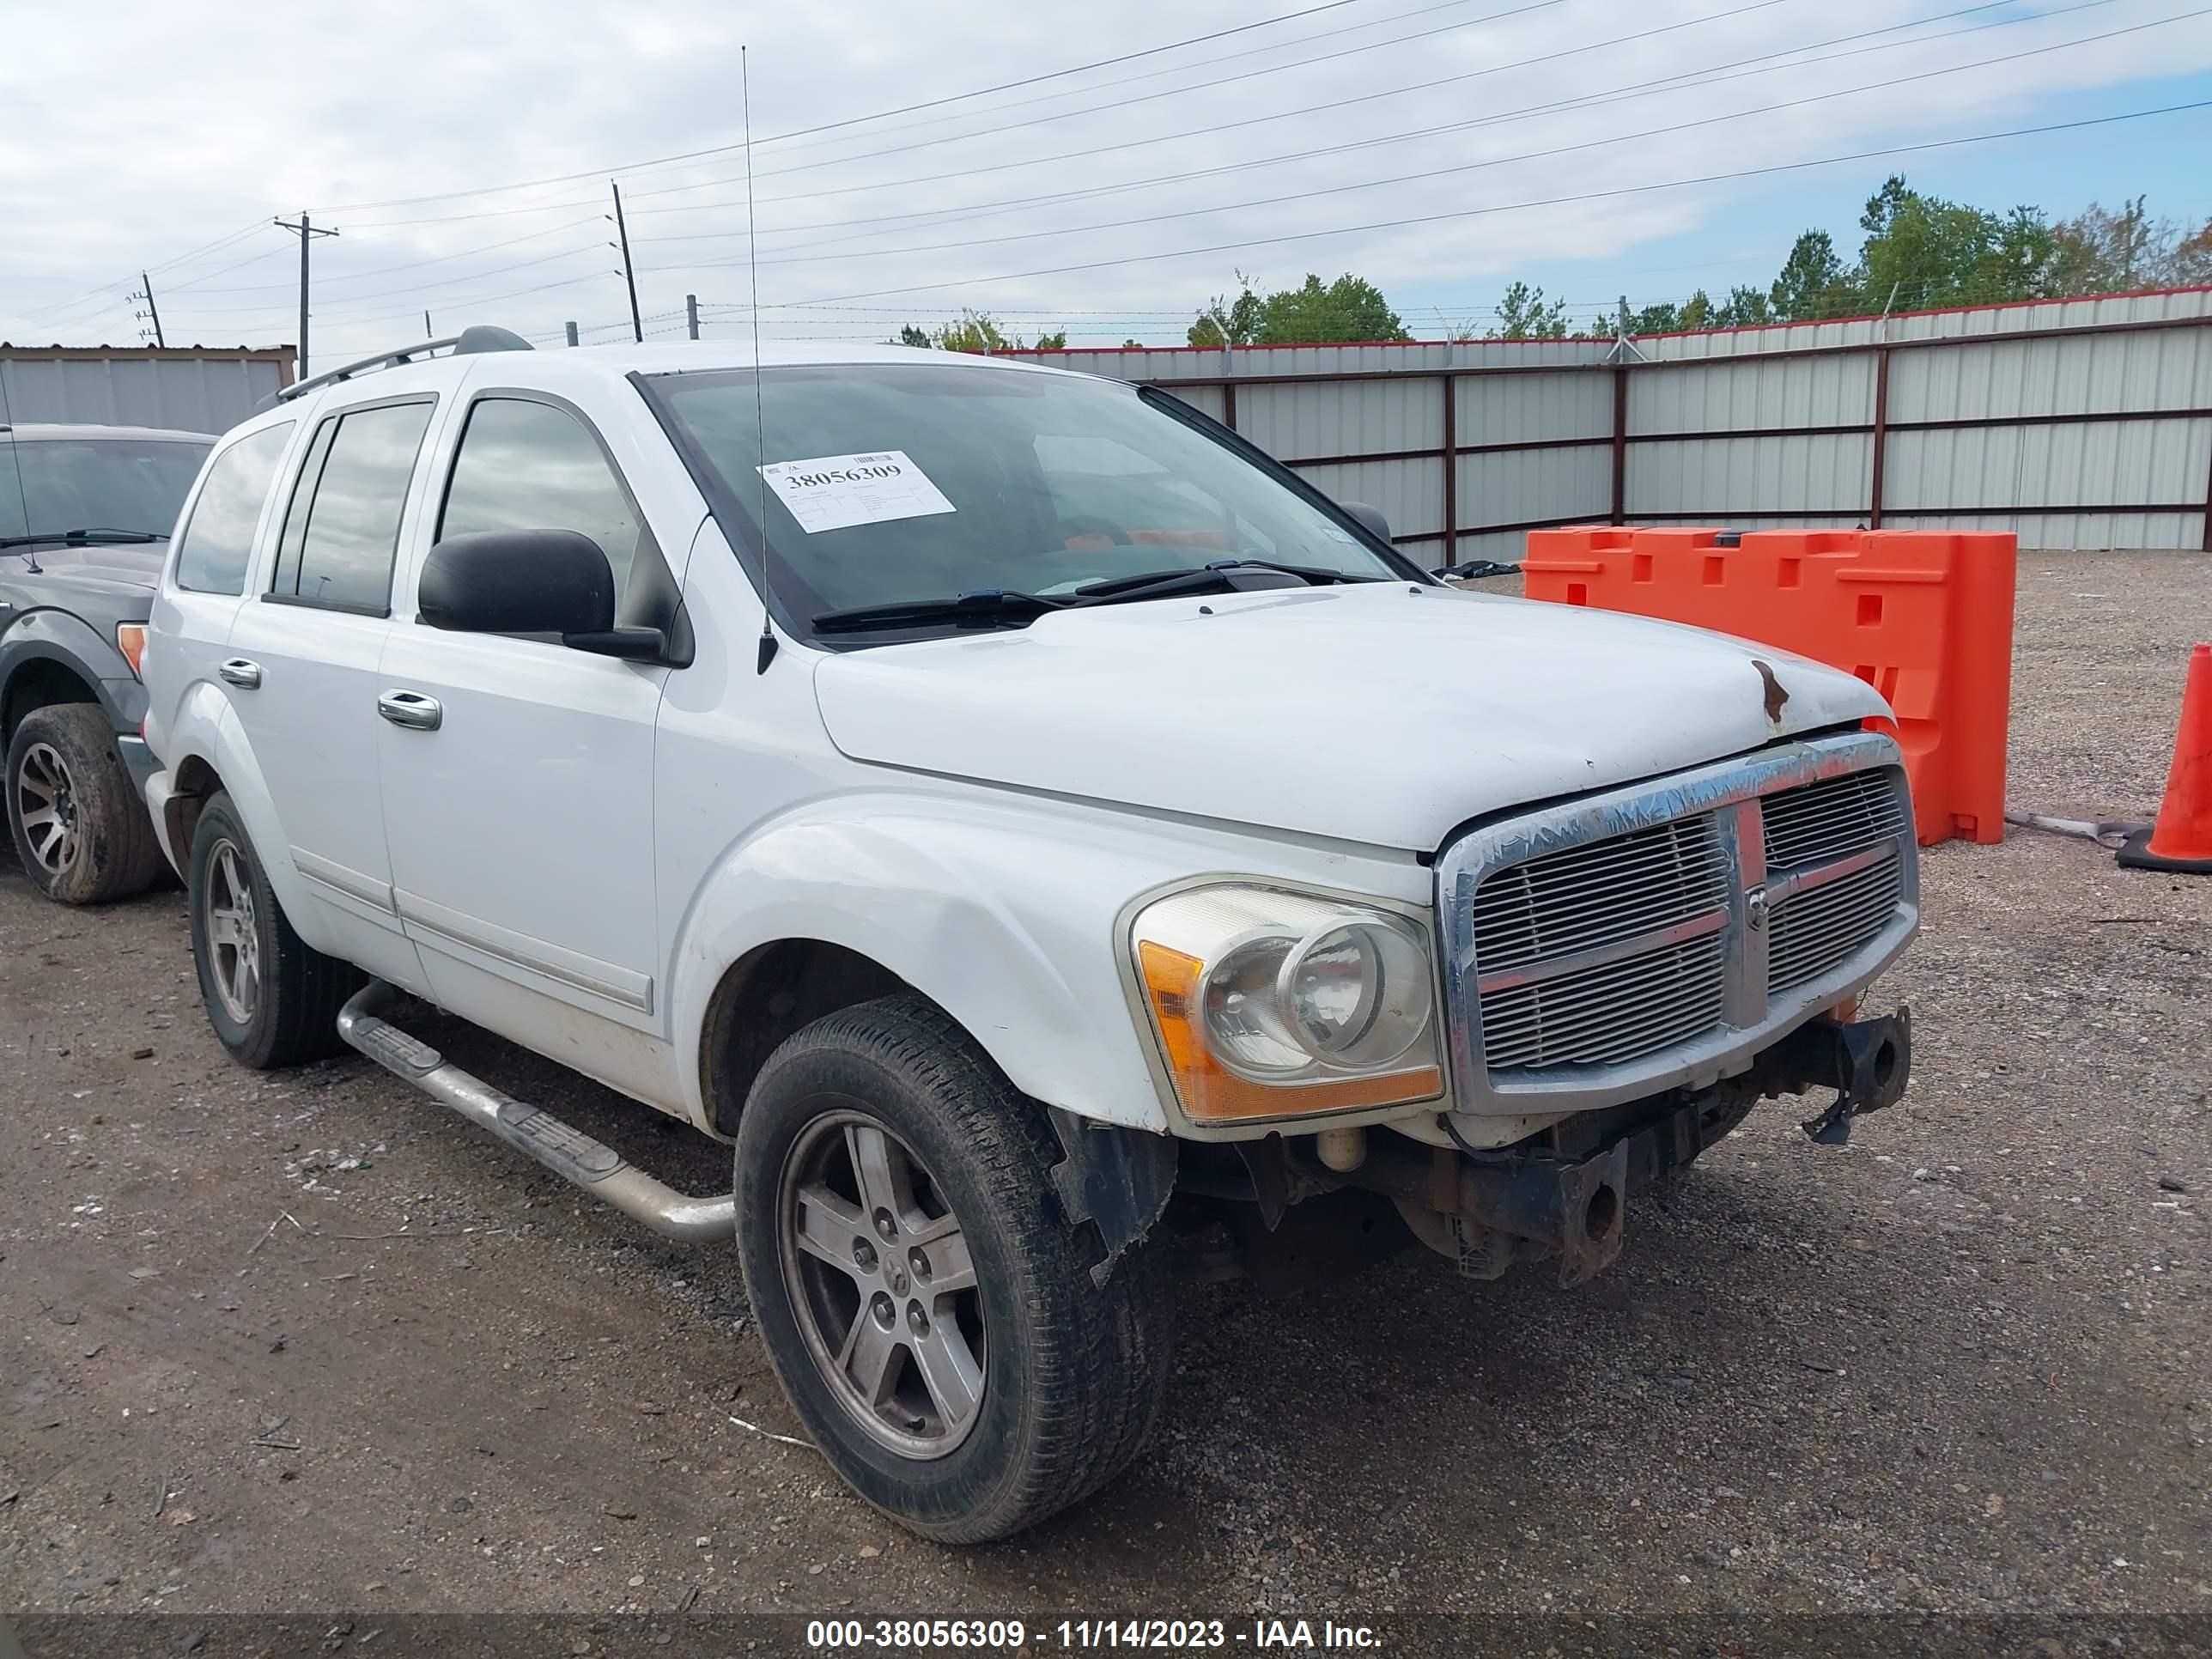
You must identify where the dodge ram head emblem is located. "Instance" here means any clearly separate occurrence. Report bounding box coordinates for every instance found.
[1746,885,1769,932]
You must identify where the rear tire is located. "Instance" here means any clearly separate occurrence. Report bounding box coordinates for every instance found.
[733,993,1177,1543]
[5,702,163,905]
[186,791,361,1069]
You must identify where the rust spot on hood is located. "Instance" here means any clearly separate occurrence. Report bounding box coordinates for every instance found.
[1751,658,1790,724]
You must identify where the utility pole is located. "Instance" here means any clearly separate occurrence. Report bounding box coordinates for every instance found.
[685,293,700,340]
[134,272,166,348]
[611,181,643,343]
[564,321,579,348]
[273,214,338,378]
[424,310,434,339]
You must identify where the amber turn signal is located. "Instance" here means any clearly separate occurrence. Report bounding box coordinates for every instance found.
[1137,939,1441,1124]
[114,623,149,679]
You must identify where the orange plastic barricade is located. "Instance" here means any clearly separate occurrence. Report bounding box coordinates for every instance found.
[1520,527,2016,847]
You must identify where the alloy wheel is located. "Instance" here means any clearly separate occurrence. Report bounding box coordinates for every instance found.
[202,839,261,1024]
[14,742,82,878]
[778,1110,986,1459]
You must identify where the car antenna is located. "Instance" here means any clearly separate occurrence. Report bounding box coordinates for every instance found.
[743,45,777,677]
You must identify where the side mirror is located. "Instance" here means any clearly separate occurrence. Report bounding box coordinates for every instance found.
[1340,501,1391,544]
[417,528,615,640]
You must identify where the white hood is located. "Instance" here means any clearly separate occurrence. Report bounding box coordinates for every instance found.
[811,584,1891,851]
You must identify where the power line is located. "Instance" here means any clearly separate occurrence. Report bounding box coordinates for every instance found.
[291,267,633,335]
[331,0,1580,235]
[178,240,612,318]
[175,215,605,295]
[307,0,1391,214]
[744,0,1492,165]
[685,8,2194,275]
[778,98,2212,307]
[627,0,1604,214]
[650,0,2086,256]
[697,0,1569,177]
[210,0,1645,313]
[1,218,276,335]
[307,0,1826,244]
[623,0,1801,222]
[342,194,609,233]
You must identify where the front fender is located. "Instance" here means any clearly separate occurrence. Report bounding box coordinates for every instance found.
[665,793,1260,1135]
[0,611,141,732]
[149,678,317,929]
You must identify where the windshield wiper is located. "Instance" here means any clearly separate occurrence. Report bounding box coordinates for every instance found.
[1073,558,1386,603]
[0,527,169,551]
[812,560,1396,636]
[812,588,1064,635]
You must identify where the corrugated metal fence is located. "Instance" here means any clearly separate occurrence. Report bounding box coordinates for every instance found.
[0,346,295,436]
[1019,287,2212,561]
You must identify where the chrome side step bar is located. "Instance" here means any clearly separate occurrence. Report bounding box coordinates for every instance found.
[336,981,736,1243]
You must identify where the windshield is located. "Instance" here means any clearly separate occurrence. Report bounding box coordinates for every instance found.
[645,362,1409,639]
[0,436,211,544]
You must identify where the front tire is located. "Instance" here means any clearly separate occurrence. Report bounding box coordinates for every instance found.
[734,994,1177,1543]
[186,791,360,1069]
[5,702,163,904]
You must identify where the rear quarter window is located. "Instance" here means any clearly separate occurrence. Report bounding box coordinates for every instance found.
[173,423,295,595]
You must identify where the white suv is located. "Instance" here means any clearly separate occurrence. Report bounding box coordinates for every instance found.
[142,326,1920,1540]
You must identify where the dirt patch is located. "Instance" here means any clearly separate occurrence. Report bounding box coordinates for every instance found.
[3,552,2207,1620]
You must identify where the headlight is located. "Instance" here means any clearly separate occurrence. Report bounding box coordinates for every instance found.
[1129,884,1443,1125]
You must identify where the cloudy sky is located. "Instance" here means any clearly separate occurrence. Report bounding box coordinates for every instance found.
[4,0,2210,357]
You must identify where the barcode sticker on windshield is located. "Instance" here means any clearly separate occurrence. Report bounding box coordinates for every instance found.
[757,450,956,535]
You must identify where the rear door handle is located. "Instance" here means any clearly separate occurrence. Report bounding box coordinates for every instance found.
[377,689,442,731]
[217,658,262,690]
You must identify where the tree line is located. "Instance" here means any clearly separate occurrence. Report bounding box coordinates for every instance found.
[1493,179,2212,339]
[889,177,2210,349]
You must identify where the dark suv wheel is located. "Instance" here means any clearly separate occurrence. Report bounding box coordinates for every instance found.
[734,994,1177,1542]
[4,702,164,905]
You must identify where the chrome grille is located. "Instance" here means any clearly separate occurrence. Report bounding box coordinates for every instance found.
[1437,733,1920,1109]
[1480,931,1728,1069]
[1471,817,1728,973]
[1762,769,1910,873]
[1762,769,1912,994]
[1470,816,1730,1073]
[1770,855,1905,991]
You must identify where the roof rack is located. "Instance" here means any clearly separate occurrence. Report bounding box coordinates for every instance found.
[270,325,532,407]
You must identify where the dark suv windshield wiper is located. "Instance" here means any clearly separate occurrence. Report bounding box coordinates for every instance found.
[813,588,1063,635]
[0,527,169,551]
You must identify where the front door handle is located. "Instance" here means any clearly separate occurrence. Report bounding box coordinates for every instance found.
[376,689,442,731]
[218,658,262,690]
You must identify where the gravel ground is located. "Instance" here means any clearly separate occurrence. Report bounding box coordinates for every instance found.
[2,550,2207,1632]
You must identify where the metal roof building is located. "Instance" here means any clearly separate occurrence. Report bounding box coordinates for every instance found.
[0,344,296,437]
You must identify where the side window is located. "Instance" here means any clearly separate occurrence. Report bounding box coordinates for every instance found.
[437,398,642,596]
[270,400,434,613]
[173,423,294,594]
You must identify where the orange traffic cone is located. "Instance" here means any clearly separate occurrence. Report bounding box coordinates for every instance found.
[2118,643,2212,875]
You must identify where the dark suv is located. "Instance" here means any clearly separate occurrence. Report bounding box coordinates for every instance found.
[2,422,212,902]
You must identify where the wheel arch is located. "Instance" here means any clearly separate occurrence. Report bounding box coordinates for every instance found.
[0,613,136,743]
[154,681,315,924]
[163,751,226,875]
[698,937,912,1138]
[2,651,104,745]
[665,805,1178,1139]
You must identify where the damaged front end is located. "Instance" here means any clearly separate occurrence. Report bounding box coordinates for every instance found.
[1288,1005,1913,1286]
